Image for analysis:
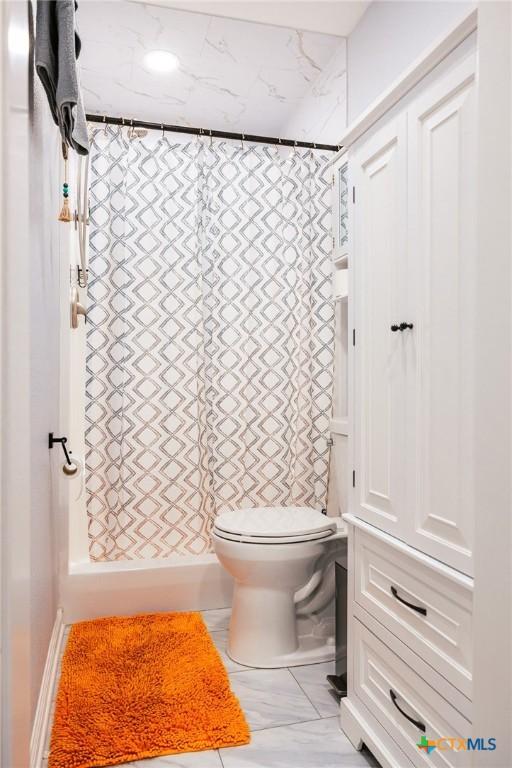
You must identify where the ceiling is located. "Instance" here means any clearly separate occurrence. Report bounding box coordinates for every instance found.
[78,1,347,136]
[140,1,369,37]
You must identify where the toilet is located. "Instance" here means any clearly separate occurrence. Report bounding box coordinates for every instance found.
[212,506,346,668]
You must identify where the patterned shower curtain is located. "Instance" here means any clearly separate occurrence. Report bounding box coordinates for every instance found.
[85,127,334,561]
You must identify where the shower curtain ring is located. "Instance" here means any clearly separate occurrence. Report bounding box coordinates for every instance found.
[161,123,164,139]
[103,115,107,135]
[209,129,213,148]
[241,133,245,150]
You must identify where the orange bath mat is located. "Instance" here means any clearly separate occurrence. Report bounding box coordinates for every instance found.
[49,611,250,768]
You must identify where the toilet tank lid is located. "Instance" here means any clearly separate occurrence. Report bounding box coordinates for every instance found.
[213,507,337,538]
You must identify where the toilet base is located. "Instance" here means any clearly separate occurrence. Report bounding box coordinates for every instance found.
[227,619,336,669]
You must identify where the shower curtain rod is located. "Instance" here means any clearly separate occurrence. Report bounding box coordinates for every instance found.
[86,113,342,153]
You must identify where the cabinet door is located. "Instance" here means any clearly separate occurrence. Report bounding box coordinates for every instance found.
[406,55,476,575]
[352,115,408,537]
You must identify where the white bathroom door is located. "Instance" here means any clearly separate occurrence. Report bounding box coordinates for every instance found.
[352,114,408,538]
[406,54,477,575]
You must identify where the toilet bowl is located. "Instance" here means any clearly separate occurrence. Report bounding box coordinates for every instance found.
[212,506,346,668]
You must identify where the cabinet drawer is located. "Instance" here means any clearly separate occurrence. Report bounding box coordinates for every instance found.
[354,619,471,768]
[354,528,472,697]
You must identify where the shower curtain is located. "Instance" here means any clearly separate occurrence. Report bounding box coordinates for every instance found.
[85,127,334,561]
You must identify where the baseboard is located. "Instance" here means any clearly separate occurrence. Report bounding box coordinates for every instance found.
[30,608,66,768]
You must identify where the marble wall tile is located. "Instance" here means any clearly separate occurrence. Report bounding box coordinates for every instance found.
[282,41,347,144]
[78,1,345,138]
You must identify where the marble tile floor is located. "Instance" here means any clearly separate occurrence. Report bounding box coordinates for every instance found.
[42,608,379,768]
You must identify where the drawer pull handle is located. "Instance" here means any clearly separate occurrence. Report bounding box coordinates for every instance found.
[390,586,427,616]
[389,689,426,733]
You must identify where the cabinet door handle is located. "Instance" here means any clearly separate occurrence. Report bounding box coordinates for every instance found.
[391,322,414,332]
[390,586,427,616]
[389,689,426,732]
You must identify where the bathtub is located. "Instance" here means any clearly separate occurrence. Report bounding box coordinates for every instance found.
[60,552,233,624]
[58,187,234,624]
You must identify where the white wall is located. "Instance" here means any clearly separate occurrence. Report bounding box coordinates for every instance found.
[29,60,61,719]
[347,0,475,123]
[1,2,61,763]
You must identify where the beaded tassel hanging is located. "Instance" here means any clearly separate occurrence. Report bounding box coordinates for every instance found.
[58,151,72,222]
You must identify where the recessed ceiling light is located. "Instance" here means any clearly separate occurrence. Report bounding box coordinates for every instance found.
[144,50,180,74]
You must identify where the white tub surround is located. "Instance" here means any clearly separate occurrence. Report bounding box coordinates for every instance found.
[60,553,233,624]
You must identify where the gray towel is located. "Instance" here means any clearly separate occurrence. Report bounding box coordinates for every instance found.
[35,0,89,155]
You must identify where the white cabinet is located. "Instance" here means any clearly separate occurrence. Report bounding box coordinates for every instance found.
[339,16,512,768]
[353,619,471,768]
[406,56,476,575]
[352,115,408,539]
[351,53,476,576]
[354,527,473,698]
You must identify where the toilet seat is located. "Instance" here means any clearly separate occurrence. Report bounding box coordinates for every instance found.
[213,506,337,544]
